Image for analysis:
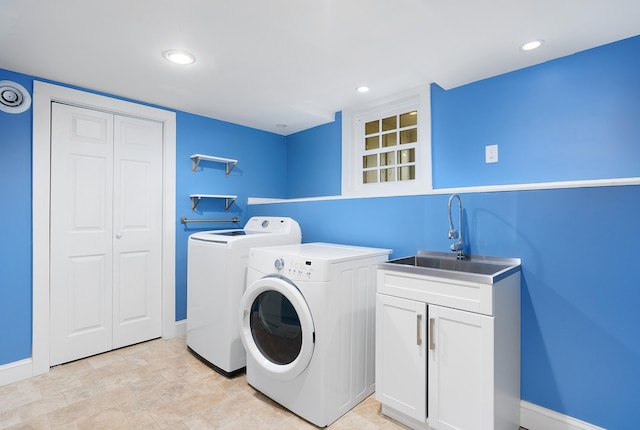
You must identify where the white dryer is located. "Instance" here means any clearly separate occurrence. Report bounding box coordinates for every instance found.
[186,217,301,376]
[238,242,391,427]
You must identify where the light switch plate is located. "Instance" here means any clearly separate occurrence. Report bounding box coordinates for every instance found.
[485,144,498,163]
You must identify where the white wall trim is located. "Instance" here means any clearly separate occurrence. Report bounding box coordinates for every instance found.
[248,176,640,205]
[0,359,33,387]
[31,81,176,378]
[175,319,187,337]
[520,400,606,430]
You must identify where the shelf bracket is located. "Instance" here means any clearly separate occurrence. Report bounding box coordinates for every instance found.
[191,156,202,172]
[225,197,236,212]
[225,161,237,176]
[190,195,202,211]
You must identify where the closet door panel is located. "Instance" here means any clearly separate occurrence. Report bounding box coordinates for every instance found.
[50,103,114,366]
[112,116,163,348]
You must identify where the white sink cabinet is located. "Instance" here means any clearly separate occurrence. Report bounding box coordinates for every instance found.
[375,258,521,430]
[376,294,428,422]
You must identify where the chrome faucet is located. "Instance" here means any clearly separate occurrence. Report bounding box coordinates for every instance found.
[447,194,465,259]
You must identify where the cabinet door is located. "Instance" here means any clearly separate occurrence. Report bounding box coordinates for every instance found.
[376,293,428,422]
[429,305,494,430]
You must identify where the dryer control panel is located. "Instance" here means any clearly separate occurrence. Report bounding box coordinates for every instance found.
[272,256,330,282]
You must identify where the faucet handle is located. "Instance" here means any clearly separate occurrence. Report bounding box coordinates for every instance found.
[451,242,465,259]
[448,228,458,240]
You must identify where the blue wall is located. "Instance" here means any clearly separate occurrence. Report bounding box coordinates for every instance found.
[285,112,343,198]
[175,112,288,319]
[252,36,640,430]
[0,70,33,364]
[432,36,640,187]
[1,34,639,430]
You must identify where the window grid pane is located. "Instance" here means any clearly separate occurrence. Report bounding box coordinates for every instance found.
[382,132,397,147]
[362,110,418,186]
[363,170,378,184]
[398,165,415,181]
[363,154,378,168]
[399,111,418,128]
[380,168,395,182]
[382,116,396,131]
[400,128,417,145]
[381,151,395,166]
[365,120,379,135]
[397,148,415,164]
[365,135,379,150]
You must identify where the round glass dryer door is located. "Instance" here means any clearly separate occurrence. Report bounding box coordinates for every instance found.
[239,276,314,380]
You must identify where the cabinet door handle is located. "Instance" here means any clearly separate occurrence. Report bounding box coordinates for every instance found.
[416,314,422,346]
[429,318,435,350]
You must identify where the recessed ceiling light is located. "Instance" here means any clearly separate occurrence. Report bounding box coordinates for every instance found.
[356,86,370,93]
[162,50,196,65]
[521,40,544,51]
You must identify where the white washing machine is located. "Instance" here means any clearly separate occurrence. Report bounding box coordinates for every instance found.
[186,216,301,376]
[238,242,392,427]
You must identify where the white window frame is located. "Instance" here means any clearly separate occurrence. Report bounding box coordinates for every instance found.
[341,85,432,197]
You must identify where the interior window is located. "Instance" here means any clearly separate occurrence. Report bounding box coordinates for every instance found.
[362,111,418,184]
[342,85,431,197]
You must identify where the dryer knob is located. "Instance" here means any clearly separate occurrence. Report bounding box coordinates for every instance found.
[274,258,285,271]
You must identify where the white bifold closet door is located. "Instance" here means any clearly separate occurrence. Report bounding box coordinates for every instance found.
[50,102,163,366]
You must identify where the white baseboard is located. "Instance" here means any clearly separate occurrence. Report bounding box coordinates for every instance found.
[1,320,188,388]
[0,358,33,387]
[175,319,187,337]
[521,400,606,430]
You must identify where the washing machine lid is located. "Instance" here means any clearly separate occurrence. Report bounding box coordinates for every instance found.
[188,229,247,243]
[189,216,301,244]
[239,275,315,381]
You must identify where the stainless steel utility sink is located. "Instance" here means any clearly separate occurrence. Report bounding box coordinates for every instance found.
[378,250,520,284]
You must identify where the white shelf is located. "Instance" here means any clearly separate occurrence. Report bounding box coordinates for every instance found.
[190,153,237,175]
[189,194,237,212]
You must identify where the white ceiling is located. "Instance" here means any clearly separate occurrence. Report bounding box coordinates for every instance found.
[2,0,639,135]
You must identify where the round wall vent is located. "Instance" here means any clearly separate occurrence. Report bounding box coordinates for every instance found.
[0,80,32,114]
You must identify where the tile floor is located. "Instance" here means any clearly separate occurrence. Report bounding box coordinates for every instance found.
[0,336,409,429]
